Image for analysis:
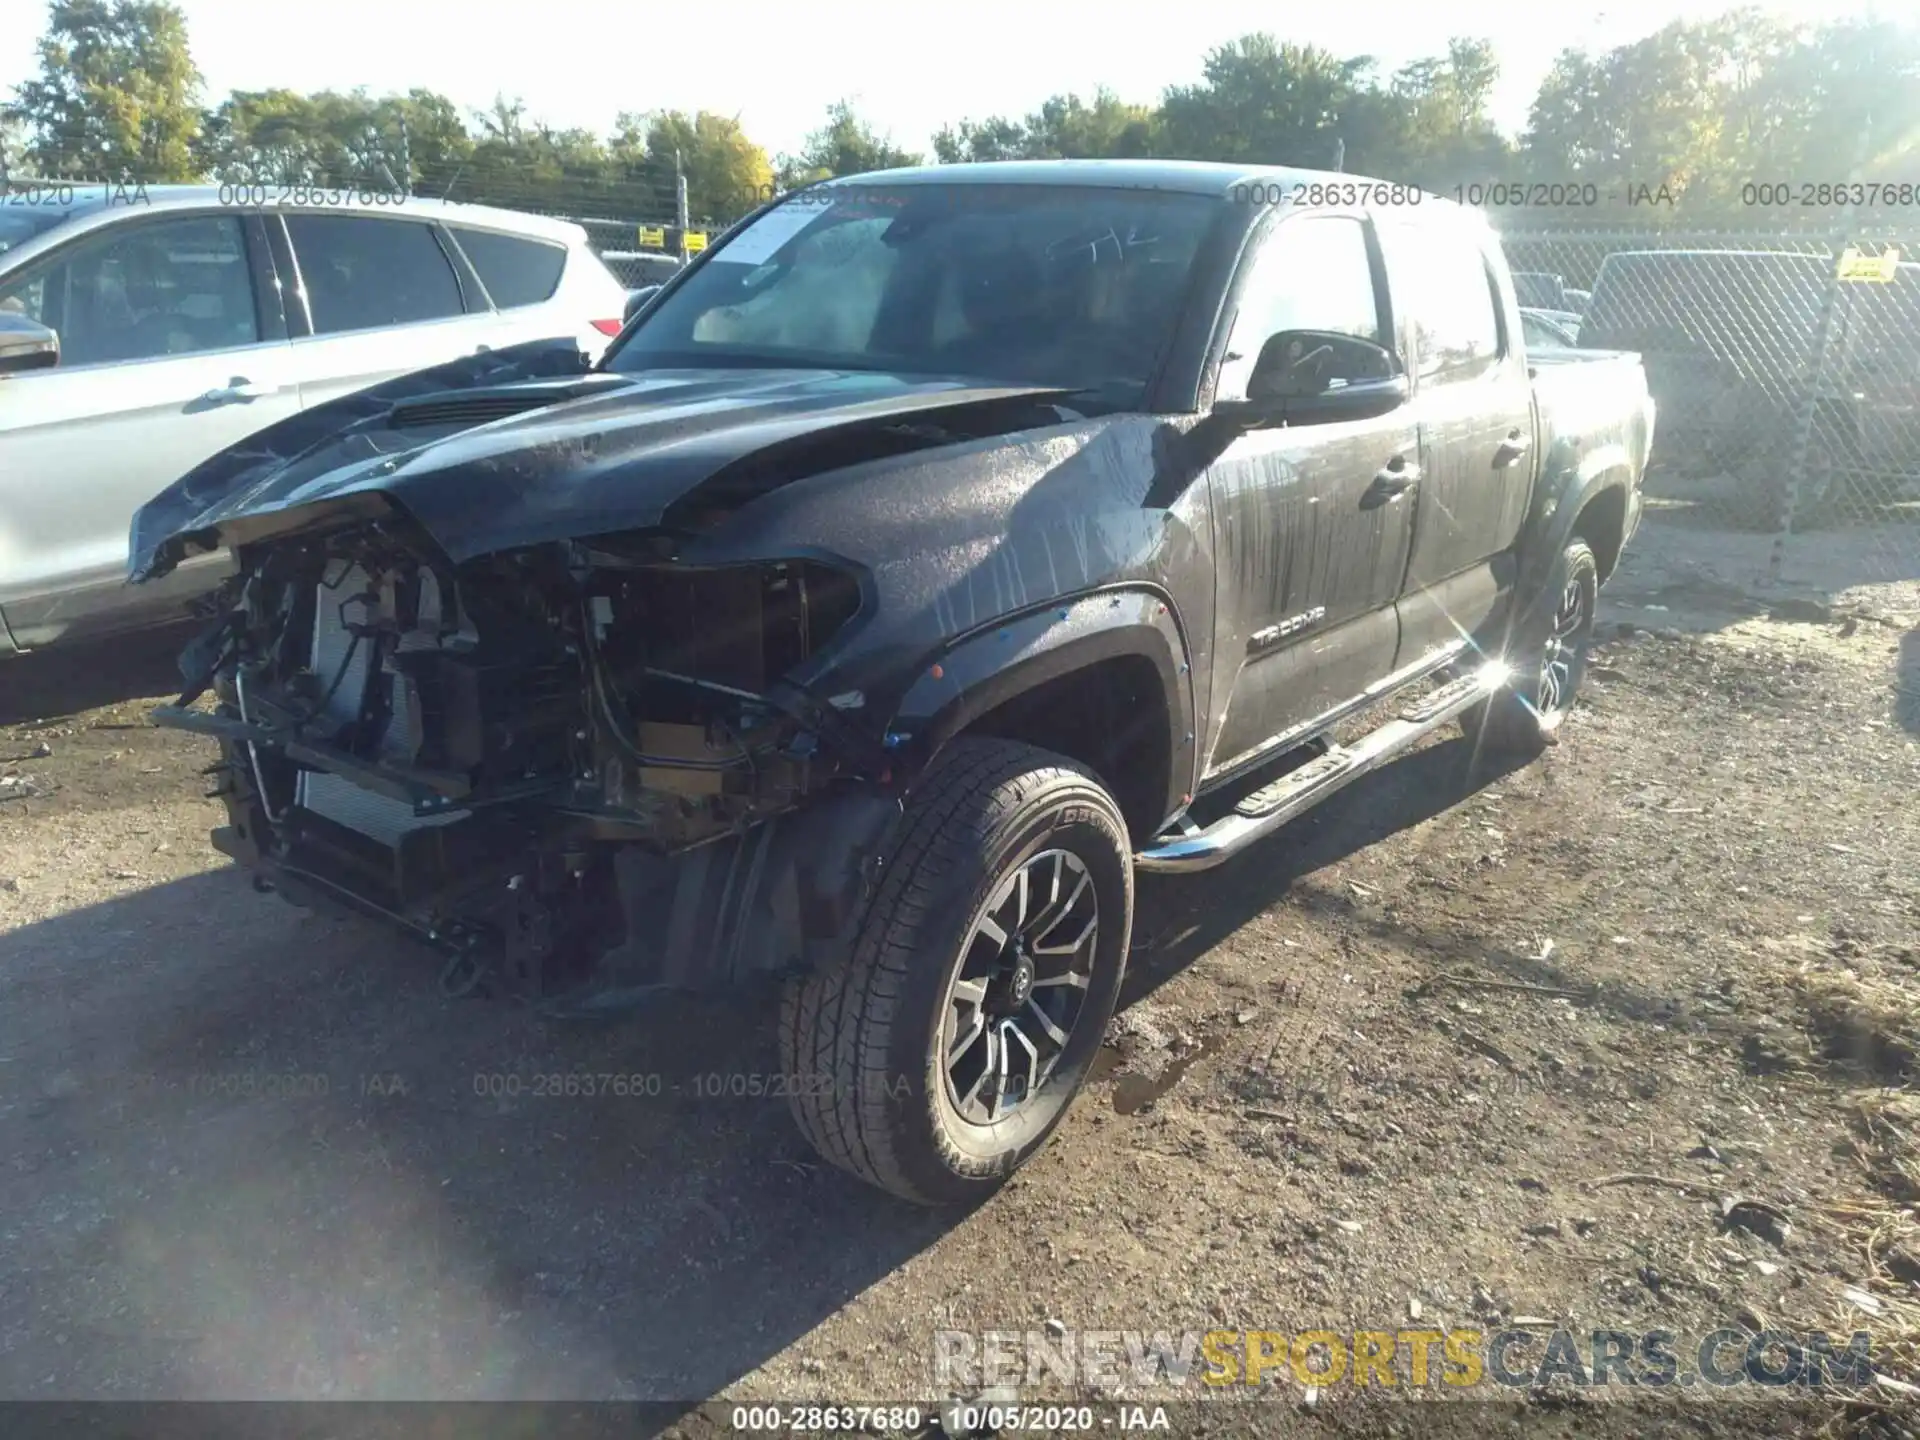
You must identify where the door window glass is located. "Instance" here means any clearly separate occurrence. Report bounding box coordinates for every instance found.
[286,215,465,334]
[1378,220,1503,384]
[0,214,259,367]
[1218,216,1384,401]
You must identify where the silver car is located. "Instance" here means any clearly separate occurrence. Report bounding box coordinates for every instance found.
[0,186,630,654]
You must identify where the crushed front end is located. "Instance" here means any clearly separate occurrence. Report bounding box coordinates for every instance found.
[157,516,890,1006]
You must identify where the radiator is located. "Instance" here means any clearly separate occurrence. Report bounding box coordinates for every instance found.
[295,562,466,846]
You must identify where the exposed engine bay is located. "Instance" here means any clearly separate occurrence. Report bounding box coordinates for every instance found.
[159,521,886,1008]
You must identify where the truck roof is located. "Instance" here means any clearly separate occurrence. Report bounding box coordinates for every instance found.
[820,158,1409,198]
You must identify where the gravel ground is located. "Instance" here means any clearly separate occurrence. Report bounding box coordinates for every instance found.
[2,515,1917,1435]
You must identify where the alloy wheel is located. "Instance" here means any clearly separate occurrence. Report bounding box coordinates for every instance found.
[941,849,1099,1126]
[1536,573,1591,718]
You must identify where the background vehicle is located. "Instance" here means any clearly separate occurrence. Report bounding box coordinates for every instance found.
[616,252,685,288]
[1512,270,1571,310]
[130,161,1652,1206]
[0,186,629,654]
[1581,248,1920,525]
[1563,287,1592,316]
[1521,308,1580,348]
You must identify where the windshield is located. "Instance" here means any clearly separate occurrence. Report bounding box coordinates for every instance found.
[605,183,1219,408]
[0,207,79,260]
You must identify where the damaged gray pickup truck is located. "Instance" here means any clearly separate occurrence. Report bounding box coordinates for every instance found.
[131,161,1653,1204]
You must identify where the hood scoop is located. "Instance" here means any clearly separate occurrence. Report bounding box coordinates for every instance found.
[388,392,564,430]
[385,374,629,431]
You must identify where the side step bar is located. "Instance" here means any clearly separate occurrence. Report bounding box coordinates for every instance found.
[1135,661,1510,874]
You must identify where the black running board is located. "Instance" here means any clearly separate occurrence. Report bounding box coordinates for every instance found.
[1135,661,1508,874]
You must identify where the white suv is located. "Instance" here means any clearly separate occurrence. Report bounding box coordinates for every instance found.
[0,186,630,654]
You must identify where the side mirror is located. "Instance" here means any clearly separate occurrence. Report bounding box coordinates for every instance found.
[1217,329,1405,427]
[623,285,662,324]
[0,314,59,375]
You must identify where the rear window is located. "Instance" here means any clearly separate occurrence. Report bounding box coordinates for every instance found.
[449,225,567,308]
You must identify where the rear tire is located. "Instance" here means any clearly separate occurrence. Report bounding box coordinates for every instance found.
[780,737,1133,1205]
[1463,538,1598,758]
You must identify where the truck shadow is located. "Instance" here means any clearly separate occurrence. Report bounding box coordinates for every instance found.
[0,737,1536,1414]
[1123,736,1530,1009]
[1124,734,1726,1042]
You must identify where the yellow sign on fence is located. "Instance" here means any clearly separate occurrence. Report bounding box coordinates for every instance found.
[684,230,708,253]
[636,224,666,249]
[1836,246,1902,282]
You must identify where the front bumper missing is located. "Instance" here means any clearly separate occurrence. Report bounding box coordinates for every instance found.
[152,704,474,807]
[156,695,591,990]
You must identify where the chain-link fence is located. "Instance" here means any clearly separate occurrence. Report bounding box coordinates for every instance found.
[560,213,765,288]
[560,216,684,289]
[1500,225,1920,584]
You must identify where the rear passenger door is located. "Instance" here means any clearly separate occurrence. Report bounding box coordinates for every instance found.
[1376,216,1535,665]
[274,212,498,410]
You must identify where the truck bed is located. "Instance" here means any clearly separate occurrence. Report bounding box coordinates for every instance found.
[1529,346,1654,468]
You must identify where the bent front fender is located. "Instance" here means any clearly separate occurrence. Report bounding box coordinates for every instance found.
[883,586,1198,824]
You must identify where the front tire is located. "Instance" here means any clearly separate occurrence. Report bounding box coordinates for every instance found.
[780,737,1134,1205]
[1463,537,1598,758]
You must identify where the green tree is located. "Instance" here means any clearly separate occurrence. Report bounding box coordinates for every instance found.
[933,87,1156,163]
[1441,38,1500,138]
[437,94,621,211]
[637,110,775,223]
[932,115,1029,164]
[1697,7,1804,183]
[195,88,326,182]
[1520,21,1733,209]
[1730,18,1920,188]
[778,101,921,185]
[8,0,202,181]
[1022,88,1157,158]
[1,111,36,182]
[1390,37,1512,186]
[196,87,473,192]
[1157,36,1375,171]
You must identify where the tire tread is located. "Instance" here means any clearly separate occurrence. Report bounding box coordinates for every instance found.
[780,737,1129,1204]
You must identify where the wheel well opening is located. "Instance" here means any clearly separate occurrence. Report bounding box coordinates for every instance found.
[963,655,1174,847]
[1573,486,1628,582]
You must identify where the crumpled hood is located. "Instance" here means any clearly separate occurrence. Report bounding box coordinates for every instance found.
[128,336,1072,581]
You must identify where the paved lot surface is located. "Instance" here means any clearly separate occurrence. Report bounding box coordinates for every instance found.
[2,516,1917,1434]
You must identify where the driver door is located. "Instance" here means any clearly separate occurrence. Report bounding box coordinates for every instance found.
[1201,211,1418,779]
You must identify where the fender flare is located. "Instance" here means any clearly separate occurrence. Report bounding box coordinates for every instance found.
[1519,447,1638,605]
[884,585,1199,823]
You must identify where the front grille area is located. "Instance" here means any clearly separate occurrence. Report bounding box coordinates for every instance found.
[295,562,466,844]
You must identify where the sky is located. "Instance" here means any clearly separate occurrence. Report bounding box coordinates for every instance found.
[0,0,1895,161]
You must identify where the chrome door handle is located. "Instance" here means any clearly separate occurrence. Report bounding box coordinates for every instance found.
[200,377,272,404]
